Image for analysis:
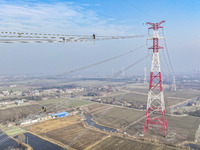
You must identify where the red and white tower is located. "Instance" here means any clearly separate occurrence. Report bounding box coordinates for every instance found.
[143,21,168,137]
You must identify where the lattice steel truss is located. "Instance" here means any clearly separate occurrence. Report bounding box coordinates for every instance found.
[143,21,168,137]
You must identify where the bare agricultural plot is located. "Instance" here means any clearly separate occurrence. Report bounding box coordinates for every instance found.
[0,104,41,124]
[27,115,81,134]
[27,115,108,150]
[87,104,200,145]
[91,106,145,129]
[45,123,108,150]
[86,103,113,115]
[89,136,178,150]
[127,115,200,145]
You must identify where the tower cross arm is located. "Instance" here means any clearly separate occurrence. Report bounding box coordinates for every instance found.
[157,20,165,25]
[146,20,165,30]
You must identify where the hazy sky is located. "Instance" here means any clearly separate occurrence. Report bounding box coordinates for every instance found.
[0,0,199,76]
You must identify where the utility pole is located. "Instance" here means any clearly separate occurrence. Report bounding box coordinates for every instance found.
[143,21,168,137]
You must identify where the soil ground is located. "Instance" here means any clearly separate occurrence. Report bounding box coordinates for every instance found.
[0,104,41,124]
[92,106,145,129]
[89,136,179,150]
[27,115,108,150]
[45,123,108,150]
[126,115,200,145]
[85,103,200,146]
[26,115,81,134]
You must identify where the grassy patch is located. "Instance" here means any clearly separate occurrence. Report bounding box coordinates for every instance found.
[69,100,92,107]
[38,97,92,108]
[3,126,26,137]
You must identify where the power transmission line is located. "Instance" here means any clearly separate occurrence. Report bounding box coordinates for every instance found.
[9,54,149,149]
[160,58,170,78]
[61,54,150,149]
[161,30,177,91]
[56,45,146,77]
[0,52,150,147]
[162,30,175,75]
[162,51,173,75]
[0,20,149,147]
[113,54,149,77]
[164,40,175,74]
[0,31,147,44]
[0,31,145,38]
[63,107,112,150]
[123,0,156,19]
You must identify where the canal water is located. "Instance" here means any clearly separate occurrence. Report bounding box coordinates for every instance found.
[85,115,116,132]
[172,97,200,110]
[0,130,19,150]
[185,143,200,150]
[15,132,65,150]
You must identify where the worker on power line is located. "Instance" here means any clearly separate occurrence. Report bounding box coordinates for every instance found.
[93,34,95,39]
[42,105,47,112]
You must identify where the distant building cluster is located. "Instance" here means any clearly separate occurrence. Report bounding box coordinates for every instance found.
[87,97,146,110]
[51,111,69,118]
[0,90,22,97]
[20,111,78,126]
[0,86,86,108]
[24,87,85,97]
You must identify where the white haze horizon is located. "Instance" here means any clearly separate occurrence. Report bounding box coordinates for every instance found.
[0,0,199,76]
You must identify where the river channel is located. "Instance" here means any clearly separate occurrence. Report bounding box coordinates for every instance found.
[15,132,64,150]
[185,143,200,150]
[172,97,200,110]
[0,130,19,150]
[85,115,116,132]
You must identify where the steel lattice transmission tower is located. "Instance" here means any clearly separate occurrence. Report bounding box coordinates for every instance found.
[143,21,168,137]
[144,67,147,85]
[171,76,177,91]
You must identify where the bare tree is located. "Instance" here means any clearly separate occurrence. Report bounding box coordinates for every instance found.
[17,133,26,144]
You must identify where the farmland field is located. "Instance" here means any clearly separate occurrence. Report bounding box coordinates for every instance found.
[86,103,113,114]
[27,115,108,150]
[102,87,200,107]
[25,107,195,150]
[46,123,108,150]
[165,89,200,107]
[85,104,145,129]
[164,90,200,99]
[122,83,200,107]
[0,104,41,124]
[26,115,81,134]
[102,91,147,104]
[127,115,200,145]
[86,103,200,145]
[89,136,178,150]
[37,97,92,108]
